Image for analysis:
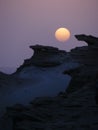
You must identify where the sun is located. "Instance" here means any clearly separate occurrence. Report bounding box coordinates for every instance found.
[55,28,71,42]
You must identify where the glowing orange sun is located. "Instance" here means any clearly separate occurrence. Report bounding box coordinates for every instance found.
[55,28,71,42]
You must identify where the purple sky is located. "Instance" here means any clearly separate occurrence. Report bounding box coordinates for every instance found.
[0,0,98,74]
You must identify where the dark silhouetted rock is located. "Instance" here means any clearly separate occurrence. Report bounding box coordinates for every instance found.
[63,65,97,93]
[75,34,98,46]
[64,35,98,93]
[16,45,67,72]
[0,72,14,88]
[70,35,98,66]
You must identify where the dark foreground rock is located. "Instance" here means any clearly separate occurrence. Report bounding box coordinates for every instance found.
[0,84,98,130]
[63,65,98,93]
[0,72,16,88]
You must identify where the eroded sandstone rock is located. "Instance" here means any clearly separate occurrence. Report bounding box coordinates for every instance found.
[75,34,98,46]
[16,45,67,72]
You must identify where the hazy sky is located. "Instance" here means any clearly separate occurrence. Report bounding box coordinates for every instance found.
[0,0,98,73]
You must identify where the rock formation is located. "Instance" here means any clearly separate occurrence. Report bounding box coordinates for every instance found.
[75,34,98,46]
[16,45,67,72]
[70,35,98,66]
[0,72,13,88]
[64,34,98,99]
[63,65,97,93]
[29,45,67,66]
[1,34,98,130]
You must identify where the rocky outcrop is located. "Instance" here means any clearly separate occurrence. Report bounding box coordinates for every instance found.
[16,45,67,72]
[75,34,98,46]
[29,45,67,66]
[70,35,98,66]
[63,65,97,93]
[63,34,98,100]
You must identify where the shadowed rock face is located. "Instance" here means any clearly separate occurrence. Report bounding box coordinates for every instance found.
[29,45,67,65]
[0,72,13,88]
[1,85,98,130]
[63,34,98,99]
[70,35,98,66]
[63,65,98,93]
[16,45,67,72]
[75,34,98,46]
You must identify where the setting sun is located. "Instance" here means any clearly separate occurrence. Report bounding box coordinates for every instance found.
[55,28,71,42]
